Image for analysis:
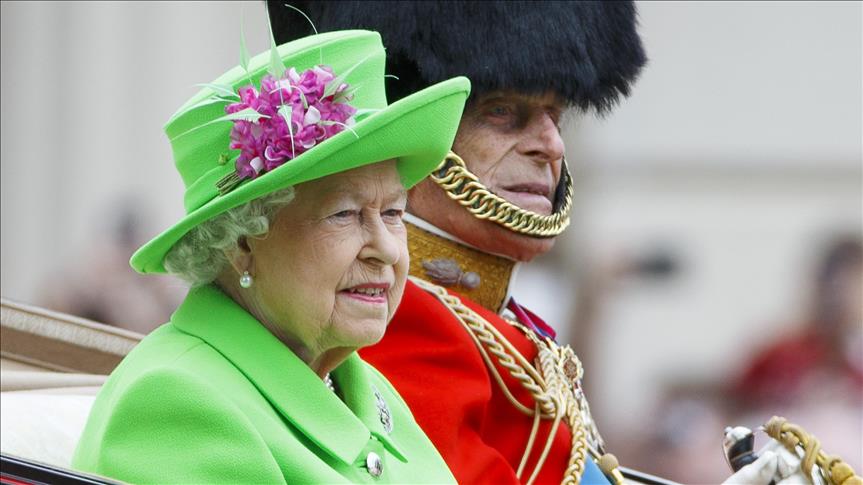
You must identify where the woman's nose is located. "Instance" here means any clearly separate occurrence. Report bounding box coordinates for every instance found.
[360,215,402,266]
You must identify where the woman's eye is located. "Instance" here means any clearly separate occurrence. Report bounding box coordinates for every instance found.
[331,210,356,219]
[382,208,404,220]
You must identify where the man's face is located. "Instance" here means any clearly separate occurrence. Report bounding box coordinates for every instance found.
[408,90,566,262]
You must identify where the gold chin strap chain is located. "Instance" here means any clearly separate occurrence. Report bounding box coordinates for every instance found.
[412,276,619,485]
[429,151,573,238]
[764,416,862,485]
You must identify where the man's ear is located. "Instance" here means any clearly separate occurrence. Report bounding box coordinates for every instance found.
[224,236,254,276]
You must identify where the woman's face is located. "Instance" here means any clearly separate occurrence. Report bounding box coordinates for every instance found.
[245,160,408,365]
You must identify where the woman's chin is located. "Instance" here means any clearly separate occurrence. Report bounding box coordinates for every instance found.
[330,315,389,349]
[340,324,388,351]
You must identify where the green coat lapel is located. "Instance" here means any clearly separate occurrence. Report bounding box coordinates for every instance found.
[334,353,408,462]
[171,285,406,465]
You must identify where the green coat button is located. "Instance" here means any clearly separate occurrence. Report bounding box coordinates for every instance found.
[366,452,383,477]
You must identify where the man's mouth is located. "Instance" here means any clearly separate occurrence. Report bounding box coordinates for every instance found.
[500,183,553,214]
[503,183,551,198]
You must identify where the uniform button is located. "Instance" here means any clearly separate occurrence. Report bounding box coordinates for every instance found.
[365,452,383,477]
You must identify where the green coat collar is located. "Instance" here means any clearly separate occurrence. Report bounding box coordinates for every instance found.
[171,284,407,465]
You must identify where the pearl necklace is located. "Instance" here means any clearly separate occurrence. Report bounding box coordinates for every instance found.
[324,373,336,393]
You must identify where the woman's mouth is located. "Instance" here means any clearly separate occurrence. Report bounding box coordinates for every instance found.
[339,283,390,304]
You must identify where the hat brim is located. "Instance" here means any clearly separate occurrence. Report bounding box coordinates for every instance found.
[131,77,470,274]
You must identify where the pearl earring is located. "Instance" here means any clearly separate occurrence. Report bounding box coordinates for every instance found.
[239,271,253,288]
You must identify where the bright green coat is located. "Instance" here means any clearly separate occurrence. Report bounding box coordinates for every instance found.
[72,285,456,484]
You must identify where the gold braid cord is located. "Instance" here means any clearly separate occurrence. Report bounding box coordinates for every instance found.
[764,416,862,485]
[430,151,573,238]
[411,277,591,485]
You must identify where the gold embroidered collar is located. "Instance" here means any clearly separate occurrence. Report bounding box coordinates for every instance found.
[405,215,518,314]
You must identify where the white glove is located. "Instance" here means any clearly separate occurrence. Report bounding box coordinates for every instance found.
[722,438,811,485]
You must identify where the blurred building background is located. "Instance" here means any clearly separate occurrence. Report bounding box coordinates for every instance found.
[2,1,860,482]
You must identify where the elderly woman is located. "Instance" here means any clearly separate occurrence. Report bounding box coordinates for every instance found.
[71,30,469,484]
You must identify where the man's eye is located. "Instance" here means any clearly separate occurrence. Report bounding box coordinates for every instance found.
[547,109,563,128]
[489,105,513,117]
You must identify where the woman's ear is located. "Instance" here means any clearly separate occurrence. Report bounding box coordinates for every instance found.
[224,236,254,276]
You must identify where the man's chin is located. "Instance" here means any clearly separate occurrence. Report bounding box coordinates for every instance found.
[407,183,559,261]
[462,220,557,262]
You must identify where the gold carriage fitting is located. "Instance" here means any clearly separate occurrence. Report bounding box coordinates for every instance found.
[762,417,861,485]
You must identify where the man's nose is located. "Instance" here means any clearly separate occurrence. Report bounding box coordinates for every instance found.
[517,112,565,164]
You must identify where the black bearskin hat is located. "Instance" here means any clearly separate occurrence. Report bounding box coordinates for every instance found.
[268,1,647,112]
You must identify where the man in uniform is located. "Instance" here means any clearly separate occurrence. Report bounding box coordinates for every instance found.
[269,2,646,484]
[268,3,863,485]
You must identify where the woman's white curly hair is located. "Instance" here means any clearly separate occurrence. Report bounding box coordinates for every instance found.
[163,187,295,286]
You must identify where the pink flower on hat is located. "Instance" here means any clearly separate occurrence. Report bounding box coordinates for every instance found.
[225,65,356,181]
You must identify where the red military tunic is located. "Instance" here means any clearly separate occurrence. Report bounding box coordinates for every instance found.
[360,220,611,485]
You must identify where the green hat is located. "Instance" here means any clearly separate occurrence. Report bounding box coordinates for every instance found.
[131,30,470,274]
